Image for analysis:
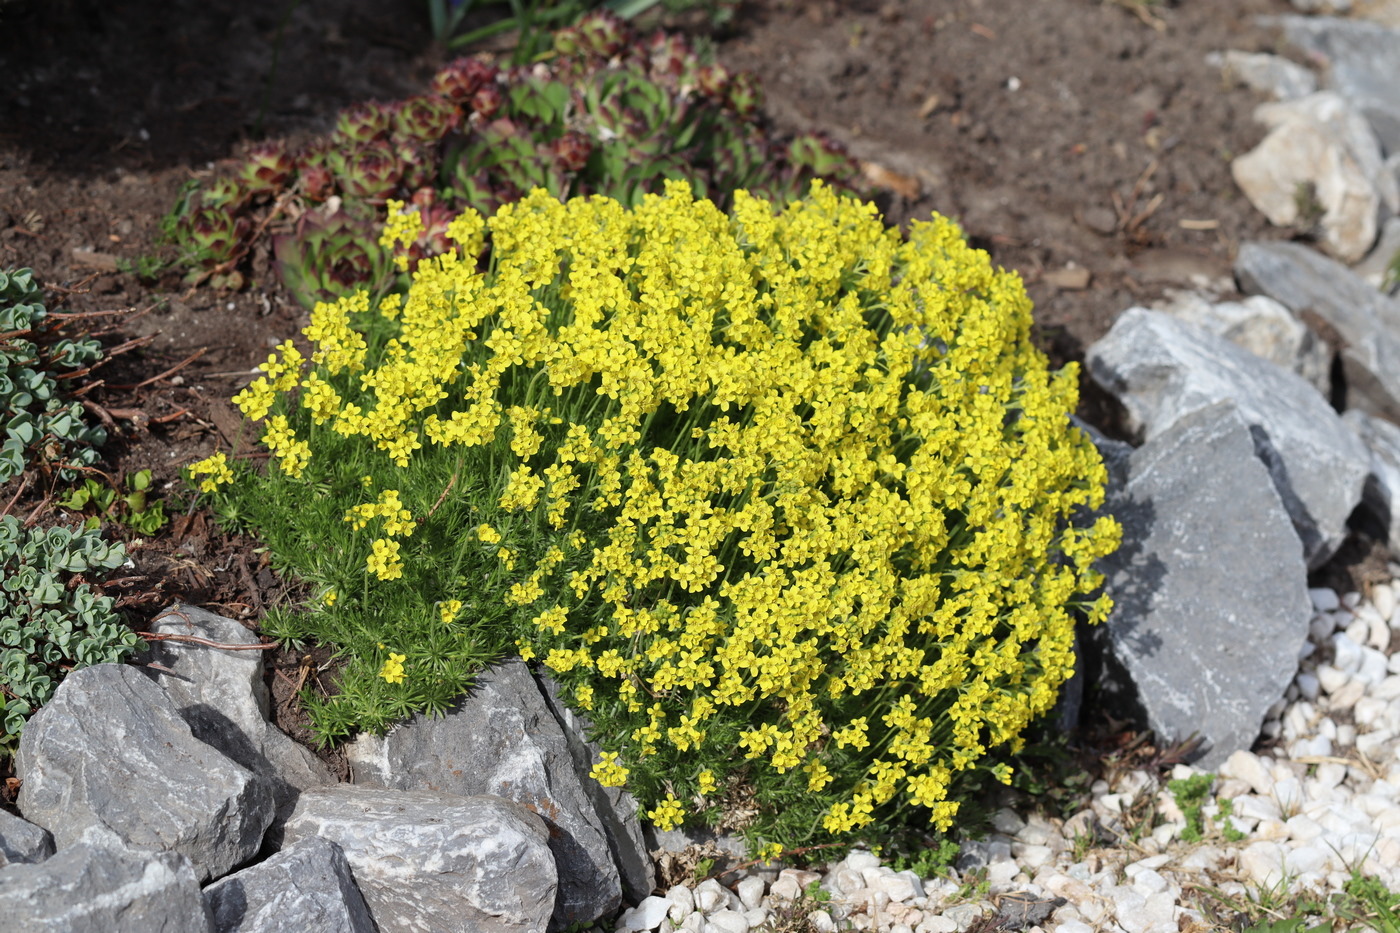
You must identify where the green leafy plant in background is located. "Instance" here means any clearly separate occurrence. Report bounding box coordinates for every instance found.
[0,268,107,485]
[58,469,168,537]
[190,181,1119,853]
[0,515,135,757]
[426,0,738,59]
[164,10,861,308]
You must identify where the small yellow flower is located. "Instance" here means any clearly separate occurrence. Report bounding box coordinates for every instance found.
[189,451,235,493]
[379,652,407,685]
[697,769,718,796]
[322,590,338,608]
[647,794,686,832]
[439,599,463,624]
[756,842,784,863]
[366,538,404,581]
[497,547,516,571]
[589,751,629,788]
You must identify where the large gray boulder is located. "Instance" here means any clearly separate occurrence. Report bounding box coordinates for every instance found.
[1272,15,1400,156]
[0,809,54,868]
[1093,402,1313,769]
[1342,409,1400,546]
[279,784,557,933]
[16,664,274,882]
[348,660,622,928]
[141,604,335,816]
[203,836,375,933]
[1236,240,1400,423]
[1086,306,1367,568]
[0,841,212,932]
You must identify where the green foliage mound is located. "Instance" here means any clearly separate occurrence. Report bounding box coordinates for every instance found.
[0,268,106,484]
[0,516,134,756]
[164,10,859,308]
[191,182,1119,852]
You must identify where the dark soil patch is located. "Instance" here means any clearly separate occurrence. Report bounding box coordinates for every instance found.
[0,0,1360,806]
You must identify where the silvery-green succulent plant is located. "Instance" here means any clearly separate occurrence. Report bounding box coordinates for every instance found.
[0,268,106,485]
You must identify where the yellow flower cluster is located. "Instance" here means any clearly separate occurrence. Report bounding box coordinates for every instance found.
[379,652,407,684]
[205,179,1119,840]
[343,489,416,580]
[188,450,235,493]
[647,793,686,831]
[589,751,629,787]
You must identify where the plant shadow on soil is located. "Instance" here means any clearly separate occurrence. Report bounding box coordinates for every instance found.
[0,0,1364,823]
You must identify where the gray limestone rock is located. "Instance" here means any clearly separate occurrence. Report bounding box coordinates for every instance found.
[1286,0,1352,11]
[1207,49,1318,101]
[1094,402,1312,769]
[1086,306,1367,568]
[140,604,334,816]
[0,841,212,932]
[1343,409,1400,547]
[1273,15,1400,156]
[16,664,274,882]
[532,670,657,905]
[203,836,375,933]
[280,784,557,933]
[0,808,54,868]
[1156,290,1332,396]
[347,660,620,929]
[1354,216,1400,294]
[1235,239,1400,423]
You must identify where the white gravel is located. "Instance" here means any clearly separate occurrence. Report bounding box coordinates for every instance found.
[613,578,1400,933]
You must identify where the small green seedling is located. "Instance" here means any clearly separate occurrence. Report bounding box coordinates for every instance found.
[59,469,168,536]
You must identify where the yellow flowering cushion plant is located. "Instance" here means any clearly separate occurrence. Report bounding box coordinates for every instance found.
[189,180,1119,851]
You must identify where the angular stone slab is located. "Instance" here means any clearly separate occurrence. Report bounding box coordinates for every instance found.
[1093,402,1312,769]
[0,808,54,867]
[280,785,556,933]
[203,836,375,933]
[1236,240,1400,424]
[0,841,212,932]
[349,660,621,928]
[1273,15,1400,155]
[1086,306,1367,568]
[1157,290,1331,396]
[1343,409,1400,546]
[142,604,334,815]
[533,670,657,905]
[16,664,274,882]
